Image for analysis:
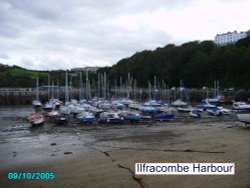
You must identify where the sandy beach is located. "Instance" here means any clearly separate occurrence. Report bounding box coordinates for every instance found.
[0,106,250,188]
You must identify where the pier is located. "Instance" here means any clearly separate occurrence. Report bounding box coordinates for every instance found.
[0,88,249,105]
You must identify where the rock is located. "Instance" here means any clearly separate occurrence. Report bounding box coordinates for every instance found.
[64,152,73,155]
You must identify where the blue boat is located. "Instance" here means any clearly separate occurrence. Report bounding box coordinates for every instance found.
[119,111,141,122]
[76,111,95,124]
[98,112,125,124]
[153,112,175,121]
[196,101,216,111]
[206,107,223,116]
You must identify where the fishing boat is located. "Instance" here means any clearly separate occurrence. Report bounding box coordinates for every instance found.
[153,111,175,121]
[119,111,141,122]
[76,111,95,124]
[28,112,44,126]
[98,112,125,124]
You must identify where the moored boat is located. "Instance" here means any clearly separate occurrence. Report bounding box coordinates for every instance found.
[153,111,175,121]
[98,112,125,124]
[119,111,141,122]
[189,110,201,118]
[32,100,42,108]
[77,111,95,124]
[233,102,250,111]
[177,105,193,113]
[237,112,250,125]
[171,99,187,107]
[42,102,53,112]
[28,112,44,126]
[55,113,69,125]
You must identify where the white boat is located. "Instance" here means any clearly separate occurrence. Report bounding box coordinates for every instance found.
[98,101,112,109]
[237,112,250,125]
[128,102,142,110]
[42,102,53,112]
[171,99,187,107]
[48,110,59,121]
[217,106,232,115]
[233,102,250,111]
[98,112,125,124]
[189,110,201,118]
[28,112,44,126]
[59,106,71,115]
[32,100,42,108]
[177,105,194,112]
[76,111,95,124]
[71,106,85,115]
[205,98,220,104]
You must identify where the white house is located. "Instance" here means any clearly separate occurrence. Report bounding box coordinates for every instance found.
[214,30,249,46]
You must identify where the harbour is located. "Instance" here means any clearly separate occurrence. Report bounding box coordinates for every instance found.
[0,105,249,188]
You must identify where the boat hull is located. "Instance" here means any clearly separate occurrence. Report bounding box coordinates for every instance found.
[32,118,44,126]
[237,113,250,124]
[78,117,95,124]
[98,118,124,124]
[153,114,175,121]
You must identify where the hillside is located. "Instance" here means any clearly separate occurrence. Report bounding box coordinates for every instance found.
[0,64,96,88]
[1,38,250,89]
[107,39,250,88]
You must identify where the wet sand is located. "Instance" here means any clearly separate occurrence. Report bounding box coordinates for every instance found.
[0,106,250,188]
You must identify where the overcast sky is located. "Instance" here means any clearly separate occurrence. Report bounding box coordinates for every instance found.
[0,0,249,70]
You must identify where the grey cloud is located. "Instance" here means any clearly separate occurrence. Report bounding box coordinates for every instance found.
[0,0,195,70]
[0,52,9,59]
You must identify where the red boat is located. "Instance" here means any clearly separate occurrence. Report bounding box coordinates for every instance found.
[28,112,44,126]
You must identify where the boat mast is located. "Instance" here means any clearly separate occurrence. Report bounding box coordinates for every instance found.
[36,74,39,101]
[57,78,59,99]
[79,71,83,100]
[65,71,69,103]
[51,81,54,100]
[48,73,50,101]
